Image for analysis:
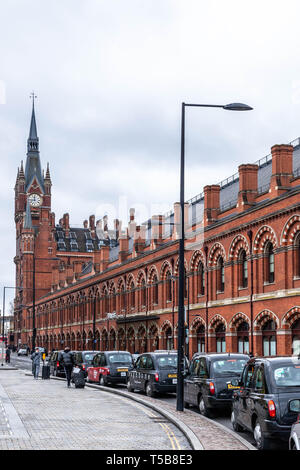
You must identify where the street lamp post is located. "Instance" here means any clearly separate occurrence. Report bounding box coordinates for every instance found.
[176,101,253,412]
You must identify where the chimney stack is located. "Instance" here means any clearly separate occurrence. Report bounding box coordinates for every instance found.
[204,185,220,226]
[237,164,258,211]
[270,144,293,197]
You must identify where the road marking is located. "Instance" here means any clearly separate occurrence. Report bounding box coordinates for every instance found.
[117,395,181,450]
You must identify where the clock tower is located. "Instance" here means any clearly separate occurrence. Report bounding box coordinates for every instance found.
[14,96,56,346]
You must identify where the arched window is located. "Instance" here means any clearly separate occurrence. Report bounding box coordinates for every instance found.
[166,271,172,302]
[216,323,226,352]
[130,281,135,309]
[239,250,248,288]
[294,234,300,278]
[196,324,205,353]
[217,257,225,292]
[111,287,116,313]
[197,262,205,296]
[102,289,108,315]
[265,242,275,284]
[292,319,300,355]
[165,327,173,350]
[140,278,146,307]
[119,284,125,312]
[237,321,249,353]
[152,275,159,305]
[262,320,277,356]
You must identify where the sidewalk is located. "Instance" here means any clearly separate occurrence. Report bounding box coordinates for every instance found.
[0,369,191,450]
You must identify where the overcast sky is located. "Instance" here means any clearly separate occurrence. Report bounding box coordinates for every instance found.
[2,0,300,308]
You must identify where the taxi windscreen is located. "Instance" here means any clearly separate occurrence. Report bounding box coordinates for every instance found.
[107,353,133,365]
[211,359,247,377]
[272,364,300,387]
[157,355,178,370]
[83,353,97,363]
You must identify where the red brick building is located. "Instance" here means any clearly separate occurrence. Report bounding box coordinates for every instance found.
[14,102,300,357]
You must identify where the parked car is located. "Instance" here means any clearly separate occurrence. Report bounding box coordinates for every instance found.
[231,356,300,450]
[73,351,99,378]
[288,399,300,450]
[17,347,28,356]
[47,350,66,377]
[127,350,188,397]
[183,353,249,417]
[87,351,134,385]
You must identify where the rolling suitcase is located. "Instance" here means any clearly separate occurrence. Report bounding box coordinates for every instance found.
[72,367,85,388]
[42,364,50,379]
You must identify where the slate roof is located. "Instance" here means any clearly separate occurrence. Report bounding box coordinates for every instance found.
[54,226,117,253]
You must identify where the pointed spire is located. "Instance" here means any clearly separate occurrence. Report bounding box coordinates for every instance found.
[25,94,45,193]
[29,94,38,140]
[24,199,33,229]
[45,162,51,180]
[27,92,39,151]
[19,160,25,178]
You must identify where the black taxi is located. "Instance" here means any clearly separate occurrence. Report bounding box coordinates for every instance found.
[127,351,183,397]
[183,353,249,417]
[231,356,300,450]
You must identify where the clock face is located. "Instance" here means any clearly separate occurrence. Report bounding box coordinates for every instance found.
[28,193,42,207]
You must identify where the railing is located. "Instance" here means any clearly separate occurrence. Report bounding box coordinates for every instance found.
[257,184,270,194]
[219,200,237,213]
[293,166,300,179]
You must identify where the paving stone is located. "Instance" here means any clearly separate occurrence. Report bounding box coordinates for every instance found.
[0,370,191,450]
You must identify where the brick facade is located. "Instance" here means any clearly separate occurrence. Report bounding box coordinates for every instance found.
[13,104,300,357]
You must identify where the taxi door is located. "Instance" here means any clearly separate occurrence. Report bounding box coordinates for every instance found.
[132,355,147,390]
[88,353,101,383]
[184,357,199,405]
[237,363,255,431]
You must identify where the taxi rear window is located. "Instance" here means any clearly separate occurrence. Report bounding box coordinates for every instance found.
[211,359,247,377]
[83,353,96,362]
[157,355,177,370]
[107,353,133,364]
[272,364,300,387]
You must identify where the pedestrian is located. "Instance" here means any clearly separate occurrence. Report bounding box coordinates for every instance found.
[60,347,74,387]
[5,347,11,364]
[31,347,41,379]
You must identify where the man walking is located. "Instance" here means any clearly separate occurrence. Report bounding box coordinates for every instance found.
[31,347,41,379]
[60,347,74,387]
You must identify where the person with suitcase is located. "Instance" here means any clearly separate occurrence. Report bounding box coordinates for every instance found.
[72,366,86,389]
[59,347,74,388]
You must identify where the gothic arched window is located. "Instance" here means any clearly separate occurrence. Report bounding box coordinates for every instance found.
[217,256,225,292]
[265,242,275,284]
[239,250,248,288]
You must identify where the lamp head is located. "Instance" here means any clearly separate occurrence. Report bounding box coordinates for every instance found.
[223,102,253,111]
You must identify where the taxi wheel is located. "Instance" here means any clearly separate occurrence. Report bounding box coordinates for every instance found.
[145,382,156,398]
[198,396,212,418]
[99,375,107,386]
[127,379,134,393]
[253,419,272,450]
